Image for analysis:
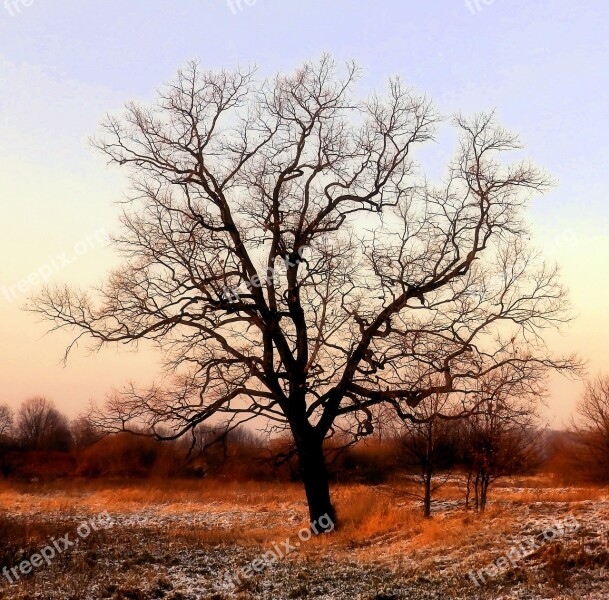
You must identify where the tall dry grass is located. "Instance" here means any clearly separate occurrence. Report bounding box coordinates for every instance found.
[0,476,606,556]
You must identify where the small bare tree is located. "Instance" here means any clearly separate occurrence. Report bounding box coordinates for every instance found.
[572,375,609,481]
[393,394,461,517]
[31,56,578,528]
[0,404,13,438]
[70,416,102,449]
[458,368,545,511]
[0,403,15,478]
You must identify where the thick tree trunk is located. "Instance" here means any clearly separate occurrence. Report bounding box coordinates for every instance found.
[297,437,336,532]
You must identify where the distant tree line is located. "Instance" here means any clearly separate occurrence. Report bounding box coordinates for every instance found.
[0,397,82,453]
[2,376,609,517]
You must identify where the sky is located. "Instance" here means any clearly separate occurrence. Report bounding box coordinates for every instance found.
[0,0,608,425]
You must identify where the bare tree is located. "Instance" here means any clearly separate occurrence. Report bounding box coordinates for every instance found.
[394,394,462,517]
[17,397,72,451]
[70,416,102,449]
[572,375,609,481]
[31,56,578,528]
[457,368,545,511]
[0,404,15,478]
[0,404,13,438]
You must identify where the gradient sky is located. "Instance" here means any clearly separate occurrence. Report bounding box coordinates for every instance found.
[1,0,608,425]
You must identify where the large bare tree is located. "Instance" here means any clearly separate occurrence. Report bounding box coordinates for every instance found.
[31,56,577,528]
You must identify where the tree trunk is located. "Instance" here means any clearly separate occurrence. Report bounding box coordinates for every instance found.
[474,472,480,511]
[480,477,489,512]
[465,470,472,510]
[423,426,433,518]
[423,474,432,518]
[297,436,336,532]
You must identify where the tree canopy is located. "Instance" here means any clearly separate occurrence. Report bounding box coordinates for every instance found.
[31,55,579,524]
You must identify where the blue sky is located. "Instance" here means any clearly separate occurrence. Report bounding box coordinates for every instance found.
[1,0,608,422]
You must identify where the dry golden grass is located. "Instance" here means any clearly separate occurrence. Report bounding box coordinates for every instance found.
[3,476,609,599]
[0,478,307,515]
[493,486,607,503]
[0,476,605,556]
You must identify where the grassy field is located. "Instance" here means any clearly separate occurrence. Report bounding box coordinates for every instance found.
[1,477,608,599]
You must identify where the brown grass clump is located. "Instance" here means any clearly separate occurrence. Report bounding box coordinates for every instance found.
[408,513,476,549]
[330,486,414,542]
[536,541,609,587]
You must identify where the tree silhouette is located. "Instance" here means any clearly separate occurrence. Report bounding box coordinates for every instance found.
[394,394,461,517]
[572,375,609,481]
[32,56,578,528]
[0,404,13,438]
[457,368,544,511]
[17,397,72,451]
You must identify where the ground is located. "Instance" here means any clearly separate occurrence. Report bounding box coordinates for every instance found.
[1,477,609,599]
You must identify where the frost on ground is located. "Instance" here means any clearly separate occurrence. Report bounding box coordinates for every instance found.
[1,479,608,599]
